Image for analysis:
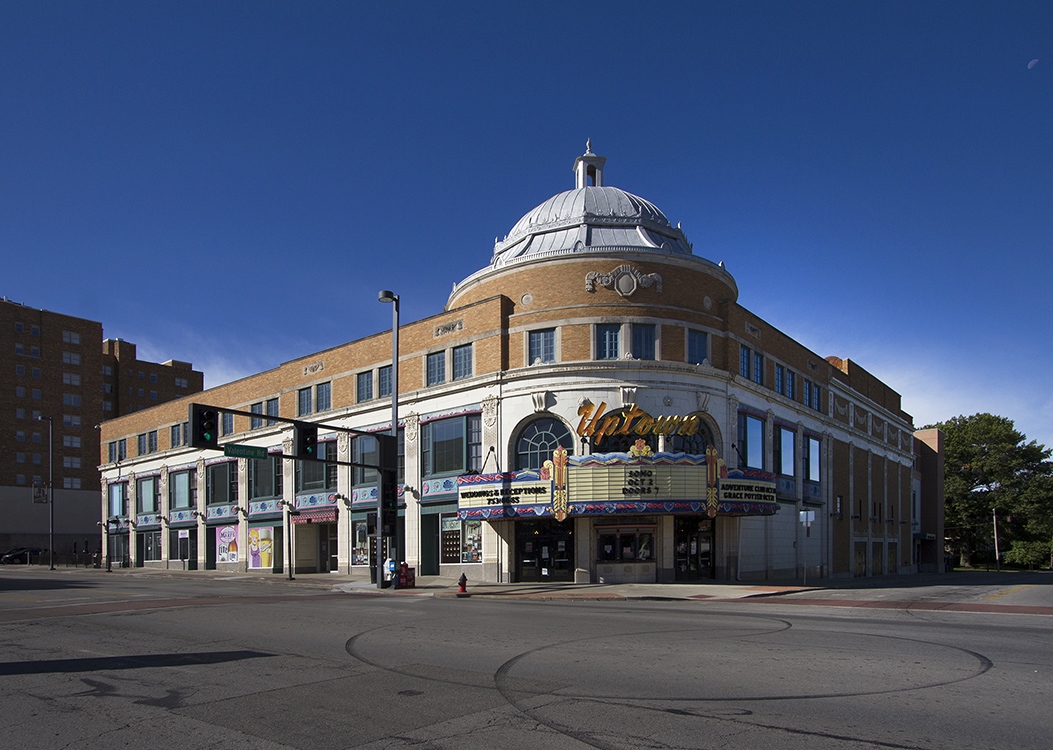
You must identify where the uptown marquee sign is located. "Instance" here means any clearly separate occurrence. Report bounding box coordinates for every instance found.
[576,401,702,445]
[458,448,777,522]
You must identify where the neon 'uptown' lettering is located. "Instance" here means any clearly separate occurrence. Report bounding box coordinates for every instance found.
[576,402,700,445]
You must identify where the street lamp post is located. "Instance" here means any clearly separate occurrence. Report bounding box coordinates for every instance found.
[378,290,399,589]
[36,415,54,570]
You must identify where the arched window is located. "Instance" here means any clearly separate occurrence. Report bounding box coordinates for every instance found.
[667,417,716,455]
[515,416,575,470]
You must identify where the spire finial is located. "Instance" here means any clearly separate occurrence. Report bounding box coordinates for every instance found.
[585,138,593,155]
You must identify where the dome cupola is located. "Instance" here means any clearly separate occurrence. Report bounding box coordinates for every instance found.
[489,142,695,268]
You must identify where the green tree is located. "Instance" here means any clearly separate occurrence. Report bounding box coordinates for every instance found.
[930,414,1053,568]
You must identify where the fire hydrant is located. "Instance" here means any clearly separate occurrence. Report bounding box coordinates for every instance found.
[457,572,468,595]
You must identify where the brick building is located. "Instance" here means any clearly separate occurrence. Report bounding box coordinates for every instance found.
[96,147,944,582]
[1,297,202,555]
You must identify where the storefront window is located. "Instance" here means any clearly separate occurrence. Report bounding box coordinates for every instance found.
[247,527,276,569]
[352,520,370,566]
[596,529,653,562]
[440,514,482,564]
[140,530,161,561]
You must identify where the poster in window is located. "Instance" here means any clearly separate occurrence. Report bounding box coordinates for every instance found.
[217,525,238,563]
[248,527,274,569]
[462,519,482,563]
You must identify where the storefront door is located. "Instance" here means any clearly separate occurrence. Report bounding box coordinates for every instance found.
[516,519,574,582]
[674,517,714,581]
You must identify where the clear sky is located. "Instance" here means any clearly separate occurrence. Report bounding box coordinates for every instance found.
[3,2,1051,448]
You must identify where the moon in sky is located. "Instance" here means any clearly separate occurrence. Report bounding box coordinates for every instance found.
[1028,59,1039,69]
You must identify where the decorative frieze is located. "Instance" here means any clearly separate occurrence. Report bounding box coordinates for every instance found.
[585,264,662,297]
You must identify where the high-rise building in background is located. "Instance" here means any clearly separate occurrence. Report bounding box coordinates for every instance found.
[1,297,203,557]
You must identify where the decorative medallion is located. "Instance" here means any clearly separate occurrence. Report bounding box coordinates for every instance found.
[405,412,420,443]
[585,264,663,298]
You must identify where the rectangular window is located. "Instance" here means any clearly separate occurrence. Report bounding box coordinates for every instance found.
[175,377,188,388]
[31,388,41,400]
[62,352,81,365]
[426,351,446,386]
[249,455,283,500]
[422,414,482,477]
[528,328,556,364]
[170,424,182,447]
[804,380,813,409]
[687,329,707,365]
[315,382,331,412]
[62,435,81,448]
[148,430,158,453]
[108,482,128,517]
[775,427,795,476]
[62,393,81,406]
[298,387,312,416]
[206,462,238,505]
[266,398,279,424]
[353,434,379,487]
[736,412,765,470]
[805,436,822,483]
[15,343,24,356]
[596,324,620,360]
[753,352,764,385]
[136,476,159,514]
[740,345,751,379]
[296,441,337,492]
[250,402,264,429]
[813,385,822,412]
[786,370,795,400]
[149,373,158,383]
[357,371,373,402]
[452,344,473,380]
[775,364,784,395]
[137,434,147,455]
[631,324,656,360]
[378,365,392,398]
[221,412,234,436]
[169,470,196,509]
[15,386,25,398]
[62,331,81,344]
[64,477,82,489]
[62,373,81,386]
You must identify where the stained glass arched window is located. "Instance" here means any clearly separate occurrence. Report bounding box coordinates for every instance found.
[515,417,575,470]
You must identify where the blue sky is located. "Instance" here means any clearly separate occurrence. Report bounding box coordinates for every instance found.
[3,2,1051,448]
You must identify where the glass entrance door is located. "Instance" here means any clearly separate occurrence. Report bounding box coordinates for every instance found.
[674,517,714,581]
[516,519,574,582]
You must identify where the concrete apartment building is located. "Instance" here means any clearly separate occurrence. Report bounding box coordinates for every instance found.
[1,297,203,556]
[96,147,944,583]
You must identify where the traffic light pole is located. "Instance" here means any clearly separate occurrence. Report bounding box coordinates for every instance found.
[186,403,398,583]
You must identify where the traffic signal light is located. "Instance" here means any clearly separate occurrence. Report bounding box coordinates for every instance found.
[294,423,318,459]
[188,403,219,450]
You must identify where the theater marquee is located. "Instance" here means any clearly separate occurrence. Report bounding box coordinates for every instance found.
[457,445,777,522]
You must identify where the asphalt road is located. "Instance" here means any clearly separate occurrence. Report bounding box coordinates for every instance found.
[1,568,1051,749]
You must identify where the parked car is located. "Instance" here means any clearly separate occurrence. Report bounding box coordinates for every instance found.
[0,547,43,564]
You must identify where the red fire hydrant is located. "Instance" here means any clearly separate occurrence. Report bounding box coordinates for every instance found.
[457,572,468,595]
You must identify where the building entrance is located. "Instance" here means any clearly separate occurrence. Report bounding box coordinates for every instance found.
[674,517,714,580]
[515,519,574,582]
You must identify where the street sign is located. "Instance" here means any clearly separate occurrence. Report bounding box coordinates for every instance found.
[223,443,268,461]
[32,483,49,503]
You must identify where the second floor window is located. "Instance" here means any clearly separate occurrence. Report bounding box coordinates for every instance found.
[379,365,392,398]
[529,328,555,364]
[452,344,473,380]
[631,324,655,360]
[736,412,765,470]
[357,371,373,402]
[206,462,238,505]
[315,382,331,412]
[687,329,707,365]
[169,470,196,509]
[298,387,312,416]
[596,324,620,360]
[427,352,445,386]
